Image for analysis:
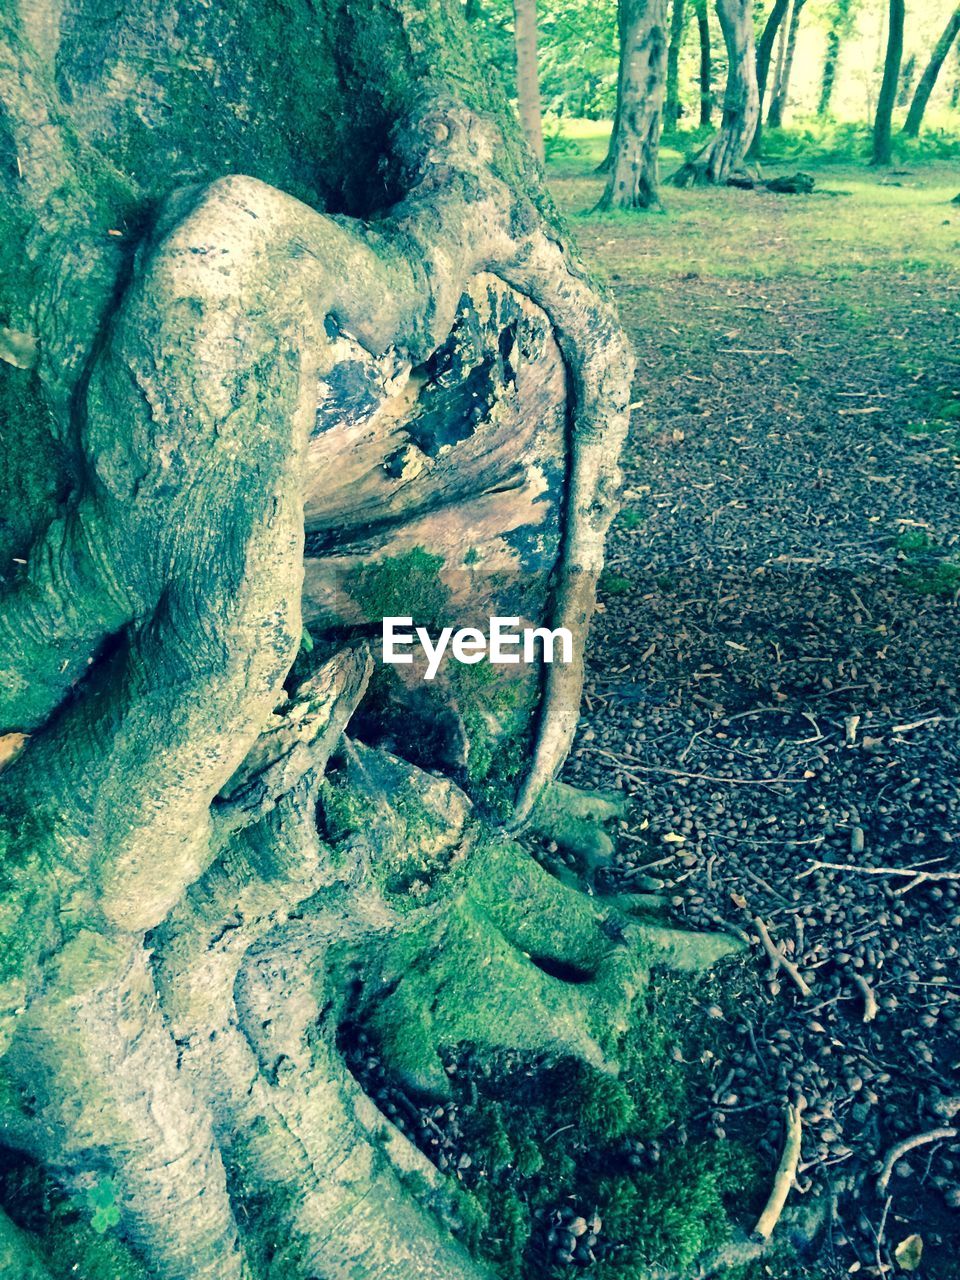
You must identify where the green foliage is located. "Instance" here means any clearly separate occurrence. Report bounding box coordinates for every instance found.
[617,509,643,530]
[85,1177,120,1235]
[0,1153,148,1280]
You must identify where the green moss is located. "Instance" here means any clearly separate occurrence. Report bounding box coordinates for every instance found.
[0,369,66,567]
[597,571,633,596]
[346,547,449,629]
[894,529,960,598]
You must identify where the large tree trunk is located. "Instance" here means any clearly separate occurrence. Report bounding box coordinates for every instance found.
[750,0,792,157]
[597,0,670,210]
[670,0,760,185]
[872,0,905,164]
[902,4,960,138]
[665,0,687,128]
[513,0,546,162]
[766,0,807,129]
[695,0,715,125]
[0,1,694,1276]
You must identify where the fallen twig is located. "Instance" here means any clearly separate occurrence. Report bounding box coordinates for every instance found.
[798,857,958,885]
[582,746,808,788]
[754,1102,803,1239]
[876,1127,958,1194]
[753,917,812,998]
[851,972,878,1023]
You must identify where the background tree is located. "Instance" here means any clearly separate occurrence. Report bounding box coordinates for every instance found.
[817,0,859,117]
[750,0,791,157]
[671,0,760,184]
[695,0,715,124]
[872,0,906,163]
[598,0,670,209]
[766,0,808,128]
[665,0,687,127]
[514,0,546,160]
[902,3,960,137]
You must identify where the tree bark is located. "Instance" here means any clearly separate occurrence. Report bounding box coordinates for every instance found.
[695,0,714,125]
[670,0,760,185]
[665,0,686,128]
[0,1,650,1276]
[902,4,960,137]
[597,0,670,210]
[872,0,906,164]
[766,0,807,129]
[750,0,791,157]
[513,0,545,162]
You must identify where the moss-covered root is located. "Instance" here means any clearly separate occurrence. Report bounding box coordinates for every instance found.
[525,779,627,870]
[0,1207,55,1280]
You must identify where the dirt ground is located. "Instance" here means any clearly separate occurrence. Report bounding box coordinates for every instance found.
[553,144,960,1278]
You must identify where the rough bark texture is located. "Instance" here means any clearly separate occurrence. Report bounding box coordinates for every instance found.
[902,4,960,137]
[872,0,906,164]
[670,0,759,186]
[665,0,686,127]
[513,0,545,163]
[694,0,714,126]
[597,0,670,211]
[0,1,664,1276]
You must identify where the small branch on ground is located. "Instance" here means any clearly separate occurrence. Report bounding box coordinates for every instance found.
[851,972,878,1023]
[753,916,812,998]
[876,1127,958,1194]
[754,1101,804,1239]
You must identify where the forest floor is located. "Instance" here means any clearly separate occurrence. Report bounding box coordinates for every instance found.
[552,128,960,1278]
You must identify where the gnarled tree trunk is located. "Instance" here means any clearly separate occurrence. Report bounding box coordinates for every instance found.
[670,0,759,185]
[902,4,960,138]
[597,0,670,210]
[0,1,689,1276]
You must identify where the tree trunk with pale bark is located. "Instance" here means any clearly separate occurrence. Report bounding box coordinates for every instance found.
[598,0,670,210]
[513,0,546,162]
[902,4,960,138]
[750,0,791,157]
[670,0,759,185]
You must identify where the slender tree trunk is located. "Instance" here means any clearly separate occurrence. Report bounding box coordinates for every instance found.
[598,0,670,210]
[952,39,960,107]
[751,0,791,157]
[872,0,905,164]
[665,0,686,127]
[598,2,628,171]
[695,0,714,124]
[902,4,960,137]
[513,0,545,162]
[671,0,759,185]
[818,24,842,115]
[766,0,806,128]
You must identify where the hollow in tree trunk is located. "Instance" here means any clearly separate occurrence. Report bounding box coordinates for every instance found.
[513,0,546,162]
[597,0,670,210]
[670,0,759,185]
[872,0,906,164]
[665,0,687,128]
[695,0,715,125]
[902,4,960,138]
